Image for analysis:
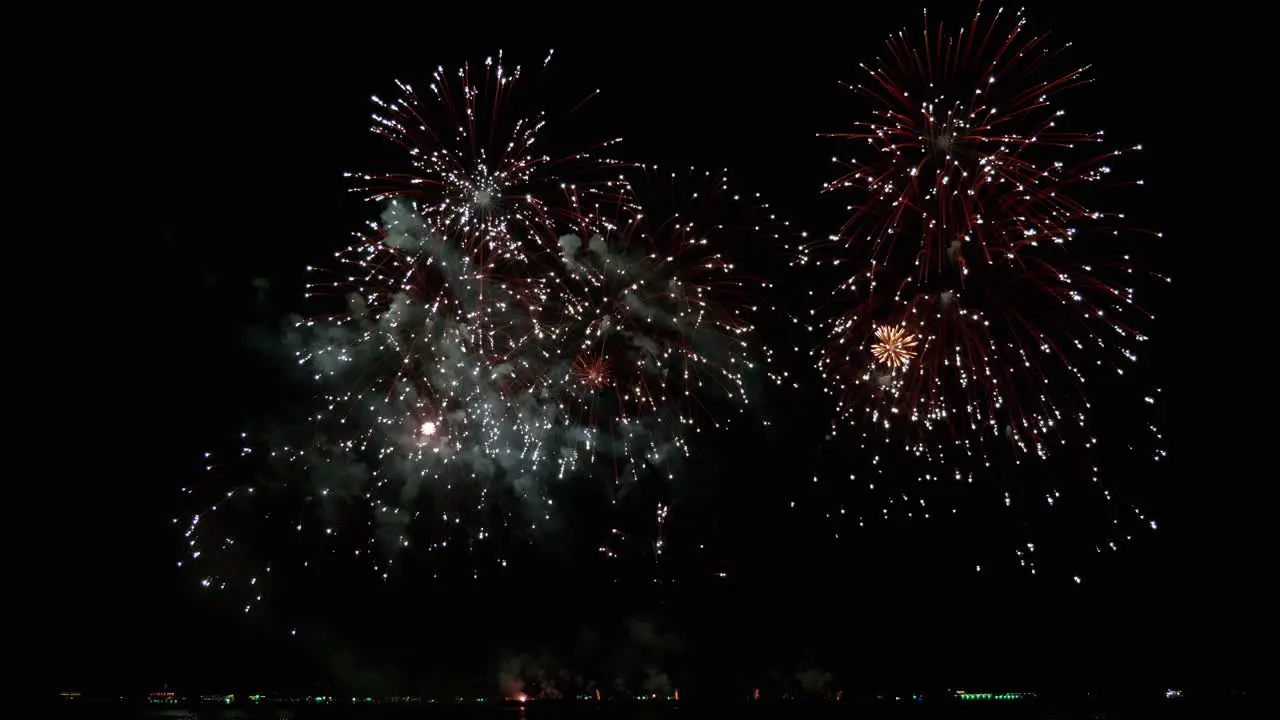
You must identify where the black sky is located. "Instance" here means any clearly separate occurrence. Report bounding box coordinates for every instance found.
[8,4,1266,697]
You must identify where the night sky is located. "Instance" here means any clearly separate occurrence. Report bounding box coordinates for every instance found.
[9,5,1265,699]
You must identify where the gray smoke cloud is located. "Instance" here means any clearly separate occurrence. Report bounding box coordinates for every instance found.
[796,667,834,696]
[492,616,683,699]
[189,194,772,598]
[245,203,756,553]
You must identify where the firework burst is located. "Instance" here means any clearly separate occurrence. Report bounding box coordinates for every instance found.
[346,50,621,263]
[181,64,786,616]
[798,5,1167,575]
[182,53,626,617]
[524,165,789,561]
[870,324,918,368]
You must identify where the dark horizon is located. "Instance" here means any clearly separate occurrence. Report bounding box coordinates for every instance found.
[8,4,1265,699]
[5,686,1246,705]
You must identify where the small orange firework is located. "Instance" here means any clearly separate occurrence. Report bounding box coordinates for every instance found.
[871,325,918,368]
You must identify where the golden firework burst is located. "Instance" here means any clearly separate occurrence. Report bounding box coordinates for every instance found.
[871,325,918,368]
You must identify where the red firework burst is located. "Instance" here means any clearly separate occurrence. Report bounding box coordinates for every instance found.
[536,166,787,456]
[807,4,1163,463]
[345,51,625,267]
[821,4,1131,272]
[571,353,612,390]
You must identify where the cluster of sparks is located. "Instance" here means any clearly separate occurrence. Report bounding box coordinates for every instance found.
[181,53,783,611]
[795,4,1167,576]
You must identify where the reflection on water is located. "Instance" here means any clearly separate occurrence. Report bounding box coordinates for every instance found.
[149,710,300,720]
